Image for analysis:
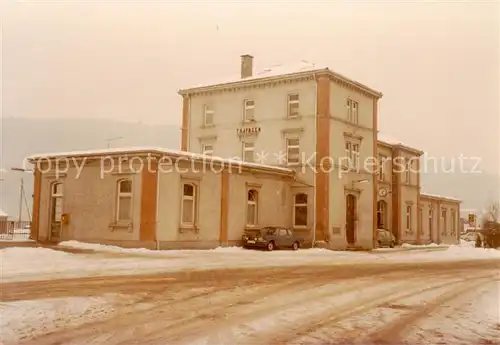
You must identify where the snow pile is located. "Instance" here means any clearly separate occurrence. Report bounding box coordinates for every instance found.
[401,242,444,248]
[445,244,500,258]
[58,240,164,255]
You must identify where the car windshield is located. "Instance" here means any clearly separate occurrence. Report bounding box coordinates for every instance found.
[262,227,277,235]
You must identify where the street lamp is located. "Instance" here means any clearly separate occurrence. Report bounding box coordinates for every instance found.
[10,167,32,224]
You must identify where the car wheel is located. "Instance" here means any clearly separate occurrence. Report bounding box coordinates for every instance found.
[292,241,299,251]
[267,241,275,251]
[390,241,395,248]
[378,240,382,247]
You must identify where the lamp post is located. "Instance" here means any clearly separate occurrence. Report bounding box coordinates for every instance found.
[105,136,124,148]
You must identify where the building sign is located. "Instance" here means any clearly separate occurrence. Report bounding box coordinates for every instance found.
[237,127,261,136]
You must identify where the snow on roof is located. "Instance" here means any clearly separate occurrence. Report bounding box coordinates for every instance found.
[27,147,294,175]
[377,133,423,154]
[0,209,7,217]
[420,193,461,203]
[179,60,382,98]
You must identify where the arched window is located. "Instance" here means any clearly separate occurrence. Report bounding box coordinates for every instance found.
[406,205,412,231]
[181,183,196,226]
[293,193,308,227]
[441,208,447,235]
[50,183,64,223]
[377,200,387,229]
[117,179,132,222]
[246,189,258,226]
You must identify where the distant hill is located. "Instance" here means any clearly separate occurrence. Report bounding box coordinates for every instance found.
[0,117,180,219]
[0,117,498,221]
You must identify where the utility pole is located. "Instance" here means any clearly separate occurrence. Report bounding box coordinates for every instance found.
[11,167,31,224]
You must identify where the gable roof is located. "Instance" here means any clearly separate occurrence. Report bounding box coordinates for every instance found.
[377,133,424,156]
[178,61,383,99]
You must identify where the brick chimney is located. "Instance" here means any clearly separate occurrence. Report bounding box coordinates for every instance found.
[240,54,254,78]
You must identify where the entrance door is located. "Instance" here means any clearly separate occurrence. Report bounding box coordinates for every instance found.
[346,194,357,244]
[49,183,63,241]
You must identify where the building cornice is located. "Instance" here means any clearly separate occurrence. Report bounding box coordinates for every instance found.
[178,69,383,100]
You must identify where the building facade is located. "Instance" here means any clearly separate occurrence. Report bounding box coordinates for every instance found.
[27,55,461,249]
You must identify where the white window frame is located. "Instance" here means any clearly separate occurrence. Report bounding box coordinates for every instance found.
[202,143,213,156]
[346,98,359,124]
[352,143,360,170]
[243,99,255,122]
[293,193,308,227]
[116,179,133,222]
[287,93,300,118]
[406,205,412,232]
[181,182,197,227]
[242,141,254,162]
[286,137,300,165]
[246,189,259,227]
[405,159,411,184]
[345,141,352,164]
[203,104,214,126]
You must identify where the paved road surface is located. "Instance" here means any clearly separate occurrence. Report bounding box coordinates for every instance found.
[2,259,499,345]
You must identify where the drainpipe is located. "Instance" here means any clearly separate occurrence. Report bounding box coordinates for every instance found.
[311,73,318,248]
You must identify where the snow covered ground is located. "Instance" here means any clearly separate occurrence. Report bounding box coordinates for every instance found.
[1,240,499,283]
[1,241,498,345]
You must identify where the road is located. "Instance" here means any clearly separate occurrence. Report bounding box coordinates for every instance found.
[2,259,499,345]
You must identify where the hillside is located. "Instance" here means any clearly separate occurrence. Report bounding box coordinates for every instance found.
[0,117,498,220]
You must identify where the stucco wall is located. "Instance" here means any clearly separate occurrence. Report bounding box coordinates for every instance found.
[328,82,376,249]
[420,196,460,245]
[226,173,293,241]
[38,159,143,244]
[156,161,222,247]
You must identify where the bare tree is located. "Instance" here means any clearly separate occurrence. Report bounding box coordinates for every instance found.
[485,200,500,222]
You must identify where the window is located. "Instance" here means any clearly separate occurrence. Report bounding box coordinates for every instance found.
[419,207,423,235]
[429,208,433,236]
[242,141,254,162]
[441,209,447,235]
[378,156,387,182]
[344,141,359,170]
[451,209,456,235]
[406,205,412,232]
[247,189,258,226]
[352,144,360,170]
[286,138,300,165]
[405,159,411,184]
[117,179,132,222]
[293,193,308,227]
[346,98,359,124]
[243,99,255,121]
[203,105,214,126]
[377,200,387,229]
[50,183,64,222]
[202,144,213,156]
[287,94,300,118]
[181,183,196,226]
[279,228,288,236]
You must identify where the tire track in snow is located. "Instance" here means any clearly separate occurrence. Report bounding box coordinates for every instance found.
[363,274,498,344]
[251,272,495,345]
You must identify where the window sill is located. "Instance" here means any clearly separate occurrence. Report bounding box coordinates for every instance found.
[200,124,215,129]
[179,226,199,234]
[286,115,302,120]
[109,222,133,232]
[241,119,257,125]
[245,225,259,231]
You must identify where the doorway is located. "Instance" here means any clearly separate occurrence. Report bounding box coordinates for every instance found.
[346,194,357,244]
[49,183,63,241]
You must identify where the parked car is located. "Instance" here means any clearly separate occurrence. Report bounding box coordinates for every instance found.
[461,232,477,242]
[376,229,396,248]
[242,226,304,251]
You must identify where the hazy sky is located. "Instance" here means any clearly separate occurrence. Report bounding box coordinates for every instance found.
[1,0,499,175]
